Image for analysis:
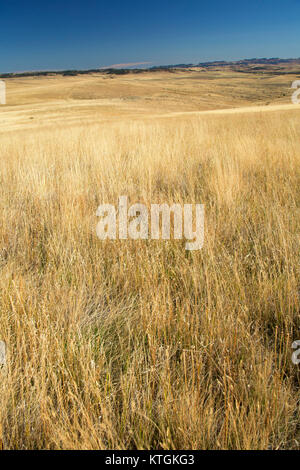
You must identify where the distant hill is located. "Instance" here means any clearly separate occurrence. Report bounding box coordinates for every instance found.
[1,57,300,78]
[197,57,300,67]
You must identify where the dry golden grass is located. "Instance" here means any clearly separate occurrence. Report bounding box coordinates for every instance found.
[1,68,297,132]
[0,73,299,449]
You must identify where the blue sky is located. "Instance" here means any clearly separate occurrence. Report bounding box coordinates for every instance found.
[1,0,300,72]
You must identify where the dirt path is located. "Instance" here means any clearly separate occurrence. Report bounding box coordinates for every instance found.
[1,101,299,134]
[160,103,300,118]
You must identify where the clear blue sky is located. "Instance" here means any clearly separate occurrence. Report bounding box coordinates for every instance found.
[1,0,300,72]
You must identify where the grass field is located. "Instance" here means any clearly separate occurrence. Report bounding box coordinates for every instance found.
[0,69,299,449]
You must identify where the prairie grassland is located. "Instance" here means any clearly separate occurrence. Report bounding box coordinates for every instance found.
[0,82,299,449]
